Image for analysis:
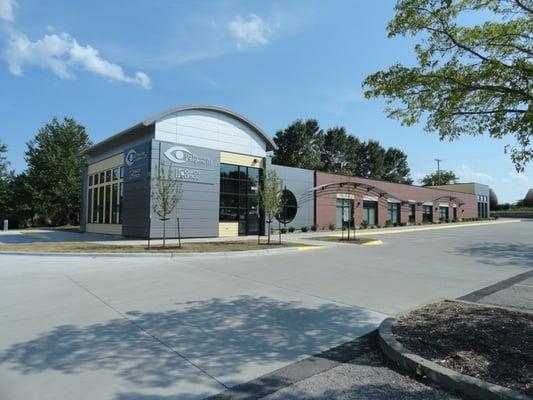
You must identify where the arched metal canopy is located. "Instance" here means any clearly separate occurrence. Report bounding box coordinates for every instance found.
[85,104,277,155]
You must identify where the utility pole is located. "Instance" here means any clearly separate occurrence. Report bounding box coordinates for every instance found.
[435,159,442,185]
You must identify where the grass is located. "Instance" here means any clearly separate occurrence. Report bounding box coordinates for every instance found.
[312,236,379,244]
[0,240,312,253]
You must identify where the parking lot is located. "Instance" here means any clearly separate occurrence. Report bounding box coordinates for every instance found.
[1,221,531,399]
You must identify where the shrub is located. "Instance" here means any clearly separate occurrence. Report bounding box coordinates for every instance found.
[311,224,318,232]
[400,222,406,227]
[301,226,308,232]
[385,220,393,227]
[361,221,368,229]
[328,223,336,231]
[280,227,287,234]
[288,226,295,233]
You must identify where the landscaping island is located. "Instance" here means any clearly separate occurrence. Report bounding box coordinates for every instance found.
[393,301,533,396]
[0,241,312,253]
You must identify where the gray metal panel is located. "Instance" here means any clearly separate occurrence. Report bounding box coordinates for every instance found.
[122,141,152,238]
[149,140,220,239]
[270,162,315,229]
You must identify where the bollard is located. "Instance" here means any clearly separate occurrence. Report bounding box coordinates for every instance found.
[2,219,7,231]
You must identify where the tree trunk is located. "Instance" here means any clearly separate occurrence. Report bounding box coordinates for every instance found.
[267,220,271,245]
[163,219,166,248]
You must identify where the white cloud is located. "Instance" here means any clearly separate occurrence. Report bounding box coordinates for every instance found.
[457,164,494,182]
[4,31,151,89]
[228,14,273,47]
[501,171,529,185]
[0,0,16,22]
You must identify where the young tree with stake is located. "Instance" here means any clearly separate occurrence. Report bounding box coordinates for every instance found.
[258,169,283,245]
[152,165,182,248]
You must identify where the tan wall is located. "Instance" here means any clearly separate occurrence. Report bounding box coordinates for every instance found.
[86,223,122,235]
[219,222,238,237]
[220,152,264,168]
[88,153,124,174]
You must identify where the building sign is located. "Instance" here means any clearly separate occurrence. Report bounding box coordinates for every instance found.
[158,142,218,185]
[124,142,150,182]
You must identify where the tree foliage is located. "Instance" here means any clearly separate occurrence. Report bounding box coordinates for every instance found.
[421,169,459,186]
[258,169,283,244]
[363,0,533,171]
[0,142,11,221]
[273,119,413,183]
[272,119,324,170]
[25,117,92,225]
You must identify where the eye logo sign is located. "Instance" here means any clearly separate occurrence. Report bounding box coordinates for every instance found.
[125,149,137,166]
[164,146,213,167]
[164,146,191,164]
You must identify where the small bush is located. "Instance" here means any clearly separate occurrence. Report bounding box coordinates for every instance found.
[311,224,318,232]
[400,222,406,227]
[328,223,336,231]
[361,221,368,229]
[301,226,308,232]
[288,226,295,233]
[385,220,393,227]
[280,227,287,234]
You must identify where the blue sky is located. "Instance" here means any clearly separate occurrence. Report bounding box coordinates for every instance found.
[0,0,531,203]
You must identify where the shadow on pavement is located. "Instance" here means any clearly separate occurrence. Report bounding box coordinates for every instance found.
[0,230,118,244]
[453,242,533,268]
[0,295,381,400]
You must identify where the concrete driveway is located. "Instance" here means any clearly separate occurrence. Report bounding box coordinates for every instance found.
[0,221,531,400]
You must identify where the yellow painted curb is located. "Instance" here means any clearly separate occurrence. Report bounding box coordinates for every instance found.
[329,220,519,238]
[361,239,383,246]
[297,245,321,251]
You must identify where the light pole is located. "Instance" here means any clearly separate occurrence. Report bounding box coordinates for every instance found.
[435,159,442,185]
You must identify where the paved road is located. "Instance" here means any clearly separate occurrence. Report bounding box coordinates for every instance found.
[0,221,531,399]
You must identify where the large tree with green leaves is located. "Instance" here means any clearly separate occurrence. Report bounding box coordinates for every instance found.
[272,119,324,170]
[421,169,459,186]
[25,117,92,225]
[363,0,533,171]
[383,147,413,184]
[321,127,352,174]
[0,141,11,220]
[357,140,386,179]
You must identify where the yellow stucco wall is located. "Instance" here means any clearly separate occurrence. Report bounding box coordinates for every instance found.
[218,222,238,237]
[220,152,264,168]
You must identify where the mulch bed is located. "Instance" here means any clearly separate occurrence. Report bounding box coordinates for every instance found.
[393,301,533,396]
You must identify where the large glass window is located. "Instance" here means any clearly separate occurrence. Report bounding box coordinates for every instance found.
[387,202,400,224]
[219,163,261,235]
[409,204,415,223]
[336,198,354,229]
[87,166,123,225]
[422,205,433,222]
[439,206,449,221]
[278,189,298,225]
[363,201,377,225]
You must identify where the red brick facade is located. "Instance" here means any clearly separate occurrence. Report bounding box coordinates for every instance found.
[314,172,478,229]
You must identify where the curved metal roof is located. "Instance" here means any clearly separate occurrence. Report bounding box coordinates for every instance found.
[85,104,277,155]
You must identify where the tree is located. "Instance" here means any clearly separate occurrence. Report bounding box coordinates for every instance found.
[358,140,386,179]
[363,0,533,172]
[0,142,10,220]
[321,127,351,174]
[258,169,283,245]
[421,169,459,186]
[344,136,364,177]
[523,188,533,208]
[272,119,324,170]
[6,173,35,228]
[382,147,413,184]
[152,165,182,248]
[489,189,499,211]
[25,117,92,225]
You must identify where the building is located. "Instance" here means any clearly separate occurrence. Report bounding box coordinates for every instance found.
[81,105,485,238]
[431,183,490,219]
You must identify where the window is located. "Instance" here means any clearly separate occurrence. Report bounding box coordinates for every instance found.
[87,166,124,225]
[439,206,449,221]
[363,201,377,225]
[422,205,433,222]
[277,189,298,224]
[387,202,400,224]
[409,204,415,223]
[219,163,261,235]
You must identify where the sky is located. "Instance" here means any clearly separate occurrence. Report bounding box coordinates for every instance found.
[0,0,531,203]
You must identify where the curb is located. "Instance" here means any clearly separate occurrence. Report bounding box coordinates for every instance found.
[378,318,532,400]
[0,245,319,259]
